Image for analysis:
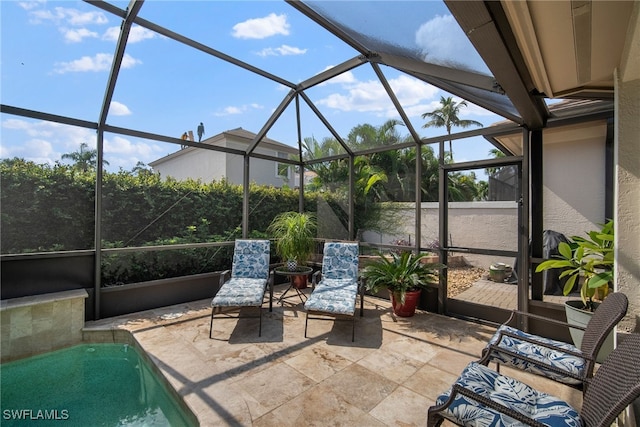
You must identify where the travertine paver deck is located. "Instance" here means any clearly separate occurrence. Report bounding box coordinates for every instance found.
[84,283,582,426]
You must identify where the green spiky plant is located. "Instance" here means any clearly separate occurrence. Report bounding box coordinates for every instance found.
[535,220,614,310]
[362,251,442,305]
[267,211,317,269]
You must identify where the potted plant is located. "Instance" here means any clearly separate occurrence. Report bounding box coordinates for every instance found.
[362,251,442,317]
[267,211,317,288]
[535,220,614,358]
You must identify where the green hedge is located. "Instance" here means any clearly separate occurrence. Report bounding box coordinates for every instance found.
[1,159,334,285]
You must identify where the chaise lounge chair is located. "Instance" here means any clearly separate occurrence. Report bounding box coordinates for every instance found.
[209,239,273,339]
[304,242,363,342]
[478,292,628,390]
[428,332,640,427]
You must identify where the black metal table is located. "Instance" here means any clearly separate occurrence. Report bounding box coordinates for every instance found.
[275,266,313,305]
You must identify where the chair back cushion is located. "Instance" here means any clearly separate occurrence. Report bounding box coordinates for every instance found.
[231,239,270,280]
[321,242,359,280]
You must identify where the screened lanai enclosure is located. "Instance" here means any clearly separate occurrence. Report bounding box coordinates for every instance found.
[2,0,638,337]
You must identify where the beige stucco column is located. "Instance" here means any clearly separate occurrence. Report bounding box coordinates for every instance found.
[614,3,640,333]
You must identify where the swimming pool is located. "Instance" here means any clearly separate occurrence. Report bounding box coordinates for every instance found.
[1,343,197,426]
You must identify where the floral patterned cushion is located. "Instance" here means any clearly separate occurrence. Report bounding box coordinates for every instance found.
[212,239,270,308]
[436,362,581,427]
[212,278,267,307]
[231,239,270,280]
[485,325,585,385]
[304,279,358,315]
[305,242,359,316]
[321,242,359,280]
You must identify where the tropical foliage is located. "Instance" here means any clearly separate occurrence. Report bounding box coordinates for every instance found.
[422,96,483,162]
[362,251,442,305]
[267,211,317,266]
[302,120,488,205]
[535,220,614,309]
[61,142,109,172]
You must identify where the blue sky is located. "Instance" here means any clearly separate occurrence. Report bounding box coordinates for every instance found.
[1,1,505,174]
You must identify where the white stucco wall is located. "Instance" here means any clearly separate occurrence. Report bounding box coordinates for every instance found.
[542,122,608,238]
[362,201,519,268]
[615,7,640,332]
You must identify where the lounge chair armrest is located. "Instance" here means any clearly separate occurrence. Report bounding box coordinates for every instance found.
[218,270,231,287]
[312,270,322,289]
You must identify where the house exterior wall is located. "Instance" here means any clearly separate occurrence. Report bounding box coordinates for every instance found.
[223,137,292,187]
[151,133,295,187]
[542,122,608,237]
[152,148,229,183]
[615,13,640,333]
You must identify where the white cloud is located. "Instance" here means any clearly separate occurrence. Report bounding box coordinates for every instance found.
[415,14,487,72]
[318,75,437,116]
[256,44,307,57]
[62,27,98,43]
[318,68,356,85]
[216,106,242,116]
[213,104,264,117]
[27,6,108,26]
[64,8,108,26]
[1,117,164,171]
[53,53,141,73]
[109,101,132,116]
[232,13,289,39]
[18,1,46,12]
[103,25,157,43]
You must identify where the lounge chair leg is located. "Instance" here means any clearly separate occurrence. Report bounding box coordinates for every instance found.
[258,307,262,337]
[352,316,355,342]
[304,313,309,338]
[209,307,215,339]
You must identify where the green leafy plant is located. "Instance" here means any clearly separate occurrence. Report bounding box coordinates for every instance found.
[267,211,317,267]
[535,220,614,310]
[362,251,442,305]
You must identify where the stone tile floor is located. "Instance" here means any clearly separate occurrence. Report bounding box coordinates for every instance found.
[84,284,582,426]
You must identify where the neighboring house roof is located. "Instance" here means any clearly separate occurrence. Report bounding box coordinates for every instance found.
[149,127,297,167]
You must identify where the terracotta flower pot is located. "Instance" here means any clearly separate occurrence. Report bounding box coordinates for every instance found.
[390,289,422,317]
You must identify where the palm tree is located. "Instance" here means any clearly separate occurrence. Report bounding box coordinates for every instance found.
[421,96,483,162]
[61,142,109,172]
[485,148,506,177]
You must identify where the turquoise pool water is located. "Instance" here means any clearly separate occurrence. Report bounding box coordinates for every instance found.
[1,344,197,426]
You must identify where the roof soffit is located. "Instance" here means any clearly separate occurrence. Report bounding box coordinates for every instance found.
[503,1,635,98]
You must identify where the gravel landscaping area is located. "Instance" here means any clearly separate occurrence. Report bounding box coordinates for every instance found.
[446,265,487,297]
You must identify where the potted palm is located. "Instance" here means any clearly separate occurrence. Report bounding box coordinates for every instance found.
[267,211,317,288]
[362,251,442,317]
[535,220,614,358]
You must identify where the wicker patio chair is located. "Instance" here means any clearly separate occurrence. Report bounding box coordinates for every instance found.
[304,242,364,342]
[427,332,640,427]
[478,292,628,390]
[209,239,273,339]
